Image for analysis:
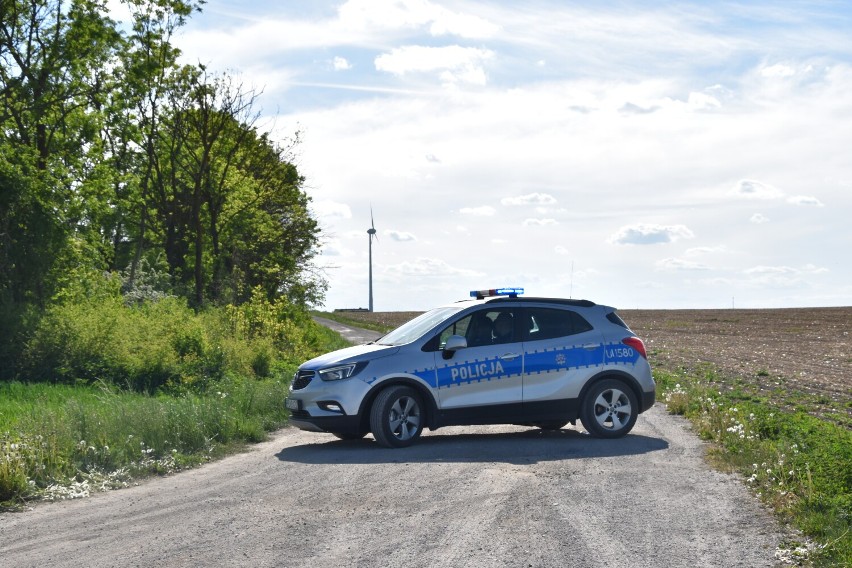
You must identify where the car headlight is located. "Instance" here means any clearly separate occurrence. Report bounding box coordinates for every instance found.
[318,362,365,381]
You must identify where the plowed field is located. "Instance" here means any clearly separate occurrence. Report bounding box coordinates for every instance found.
[336,307,852,417]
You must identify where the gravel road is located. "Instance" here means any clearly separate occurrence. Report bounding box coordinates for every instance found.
[1,408,784,567]
[312,315,385,344]
[0,320,787,567]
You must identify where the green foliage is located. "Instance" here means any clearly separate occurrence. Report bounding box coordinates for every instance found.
[658,368,852,566]
[0,376,292,505]
[1,1,326,384]
[18,274,335,393]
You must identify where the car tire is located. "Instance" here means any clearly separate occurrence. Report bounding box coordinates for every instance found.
[580,379,638,438]
[370,386,424,448]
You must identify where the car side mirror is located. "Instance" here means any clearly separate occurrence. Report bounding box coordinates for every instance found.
[442,335,467,359]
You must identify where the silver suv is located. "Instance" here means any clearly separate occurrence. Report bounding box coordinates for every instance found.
[287,289,655,447]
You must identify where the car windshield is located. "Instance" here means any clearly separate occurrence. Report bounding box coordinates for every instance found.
[377,306,465,346]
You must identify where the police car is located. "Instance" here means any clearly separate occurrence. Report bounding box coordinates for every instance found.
[286,289,655,448]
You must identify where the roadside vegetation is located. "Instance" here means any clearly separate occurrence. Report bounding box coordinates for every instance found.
[655,366,851,567]
[0,1,347,510]
[1,278,348,509]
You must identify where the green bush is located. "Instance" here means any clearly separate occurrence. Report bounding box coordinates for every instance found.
[1,272,349,507]
[17,274,340,392]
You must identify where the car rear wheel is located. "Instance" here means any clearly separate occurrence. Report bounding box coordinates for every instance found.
[370,386,424,448]
[580,379,638,438]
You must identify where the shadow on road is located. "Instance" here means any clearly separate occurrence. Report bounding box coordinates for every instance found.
[275,428,668,465]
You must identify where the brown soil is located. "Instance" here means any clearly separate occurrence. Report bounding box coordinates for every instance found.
[352,307,852,414]
[620,308,851,405]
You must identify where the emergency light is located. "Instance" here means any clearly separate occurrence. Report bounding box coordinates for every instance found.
[470,287,525,299]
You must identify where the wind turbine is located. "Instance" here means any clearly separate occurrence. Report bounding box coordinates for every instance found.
[367,208,378,312]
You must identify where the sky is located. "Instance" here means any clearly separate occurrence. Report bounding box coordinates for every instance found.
[115,0,852,311]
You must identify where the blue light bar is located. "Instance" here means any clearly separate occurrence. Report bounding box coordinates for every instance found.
[470,287,525,299]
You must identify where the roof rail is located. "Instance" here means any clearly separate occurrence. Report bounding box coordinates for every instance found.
[485,297,596,307]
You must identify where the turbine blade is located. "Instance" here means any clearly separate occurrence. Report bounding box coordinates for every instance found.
[370,205,377,242]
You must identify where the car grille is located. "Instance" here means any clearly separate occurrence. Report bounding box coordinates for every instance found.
[292,370,314,390]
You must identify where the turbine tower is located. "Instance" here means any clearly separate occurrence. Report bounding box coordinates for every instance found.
[367,209,377,312]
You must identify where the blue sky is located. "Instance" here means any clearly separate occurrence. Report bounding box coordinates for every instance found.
[114,0,852,310]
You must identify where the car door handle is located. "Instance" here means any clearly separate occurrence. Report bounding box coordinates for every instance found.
[499,352,521,361]
[581,343,599,350]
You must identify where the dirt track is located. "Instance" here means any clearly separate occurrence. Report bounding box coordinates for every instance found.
[0,408,783,567]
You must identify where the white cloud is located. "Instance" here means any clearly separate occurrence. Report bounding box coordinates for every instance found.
[320,238,354,257]
[460,206,496,216]
[523,218,558,226]
[686,91,722,110]
[384,257,483,277]
[333,56,352,71]
[337,0,499,39]
[104,0,132,22]
[685,246,727,256]
[760,63,796,78]
[386,230,417,242]
[608,224,695,245]
[729,179,784,200]
[787,195,824,207]
[501,193,558,206]
[750,213,770,224]
[554,246,570,255]
[745,264,828,275]
[741,263,829,289]
[312,200,352,221]
[428,9,500,38]
[374,45,494,85]
[656,258,711,271]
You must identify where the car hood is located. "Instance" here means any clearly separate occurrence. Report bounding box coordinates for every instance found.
[300,343,401,369]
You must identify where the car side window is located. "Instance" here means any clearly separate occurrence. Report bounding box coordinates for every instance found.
[435,309,518,348]
[525,308,593,341]
[435,314,472,349]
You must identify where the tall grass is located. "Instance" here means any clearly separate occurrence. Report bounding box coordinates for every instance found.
[0,377,289,506]
[657,368,851,567]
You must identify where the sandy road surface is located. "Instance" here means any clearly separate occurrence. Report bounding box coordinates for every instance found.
[1,319,786,567]
[1,407,783,567]
[312,315,385,345]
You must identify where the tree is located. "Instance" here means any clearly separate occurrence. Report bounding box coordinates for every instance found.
[150,69,323,307]
[0,0,120,304]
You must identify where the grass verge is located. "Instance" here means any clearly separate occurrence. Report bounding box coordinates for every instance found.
[0,376,293,509]
[656,366,851,566]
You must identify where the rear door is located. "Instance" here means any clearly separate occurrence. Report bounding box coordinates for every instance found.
[520,307,606,403]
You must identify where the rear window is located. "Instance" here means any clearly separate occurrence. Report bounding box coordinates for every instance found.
[606,311,629,329]
[526,308,593,341]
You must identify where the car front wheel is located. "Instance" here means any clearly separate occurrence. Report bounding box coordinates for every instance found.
[369,386,424,448]
[580,379,638,438]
